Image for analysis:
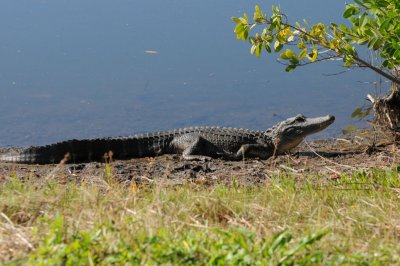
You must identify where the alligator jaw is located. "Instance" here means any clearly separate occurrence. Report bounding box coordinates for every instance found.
[269,114,335,154]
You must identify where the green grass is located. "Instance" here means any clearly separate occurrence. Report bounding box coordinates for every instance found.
[1,166,400,265]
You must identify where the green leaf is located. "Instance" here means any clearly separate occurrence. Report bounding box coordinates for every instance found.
[274,41,283,52]
[357,37,370,45]
[307,48,318,62]
[343,44,355,55]
[285,65,297,72]
[234,23,244,34]
[297,42,306,49]
[343,55,354,67]
[234,22,249,41]
[343,4,360,19]
[265,43,271,53]
[379,18,392,31]
[342,125,357,135]
[299,49,307,59]
[250,45,256,55]
[351,107,371,119]
[232,17,241,23]
[339,24,349,33]
[255,43,262,57]
[289,56,299,65]
[359,13,369,28]
[243,13,249,23]
[243,27,249,40]
[286,49,296,58]
[382,59,394,69]
[265,34,273,43]
[272,5,280,14]
[254,5,264,23]
[372,38,383,50]
[249,37,255,45]
[239,17,247,25]
[280,53,289,60]
[351,107,362,118]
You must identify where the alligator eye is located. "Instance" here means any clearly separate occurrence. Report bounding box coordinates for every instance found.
[295,115,306,122]
[285,128,295,133]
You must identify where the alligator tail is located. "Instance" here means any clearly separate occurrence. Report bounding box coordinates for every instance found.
[0,137,162,164]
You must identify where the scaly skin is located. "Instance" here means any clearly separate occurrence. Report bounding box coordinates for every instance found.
[0,114,335,164]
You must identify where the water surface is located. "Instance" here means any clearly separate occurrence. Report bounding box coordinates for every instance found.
[0,0,377,146]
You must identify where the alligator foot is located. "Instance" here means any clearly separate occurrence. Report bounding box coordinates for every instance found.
[182,154,212,161]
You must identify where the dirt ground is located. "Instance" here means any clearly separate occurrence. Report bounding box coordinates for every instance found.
[0,129,399,186]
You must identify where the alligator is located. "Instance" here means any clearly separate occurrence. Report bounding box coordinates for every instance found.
[0,114,335,164]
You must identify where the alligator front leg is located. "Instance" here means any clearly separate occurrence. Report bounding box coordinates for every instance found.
[230,144,274,160]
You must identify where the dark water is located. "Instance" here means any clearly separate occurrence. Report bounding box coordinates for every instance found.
[0,0,378,146]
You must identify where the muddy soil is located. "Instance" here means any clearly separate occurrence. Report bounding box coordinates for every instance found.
[0,129,399,187]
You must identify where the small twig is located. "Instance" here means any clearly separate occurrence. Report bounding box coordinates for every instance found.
[336,138,352,143]
[324,166,342,175]
[322,70,348,77]
[171,220,210,229]
[366,94,376,103]
[280,164,299,173]
[139,176,154,183]
[45,153,70,181]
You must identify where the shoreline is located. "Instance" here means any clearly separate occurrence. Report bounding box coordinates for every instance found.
[1,129,398,185]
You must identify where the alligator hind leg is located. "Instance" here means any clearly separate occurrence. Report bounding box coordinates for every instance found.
[182,137,219,161]
[172,134,225,161]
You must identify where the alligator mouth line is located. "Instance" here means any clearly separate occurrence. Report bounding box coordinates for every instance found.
[306,115,335,133]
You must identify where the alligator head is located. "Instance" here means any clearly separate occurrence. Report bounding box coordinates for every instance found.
[265,114,335,154]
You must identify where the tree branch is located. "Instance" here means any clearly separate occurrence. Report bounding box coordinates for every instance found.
[354,57,400,86]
